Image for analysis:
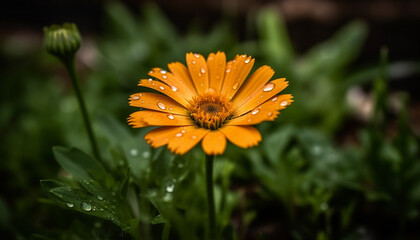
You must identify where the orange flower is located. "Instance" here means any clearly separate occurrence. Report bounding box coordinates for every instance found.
[128,52,293,155]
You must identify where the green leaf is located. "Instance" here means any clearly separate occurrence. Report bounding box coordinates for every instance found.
[263,125,295,163]
[53,146,108,181]
[150,214,166,224]
[298,21,368,80]
[258,8,294,69]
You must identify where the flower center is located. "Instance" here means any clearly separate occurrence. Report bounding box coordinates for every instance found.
[188,92,232,130]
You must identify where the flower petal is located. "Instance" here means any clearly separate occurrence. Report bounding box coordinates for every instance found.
[220,54,255,100]
[129,92,188,115]
[202,130,226,155]
[128,110,194,128]
[232,78,289,117]
[138,79,190,107]
[219,126,262,148]
[231,65,274,110]
[186,52,209,95]
[168,62,197,98]
[144,126,186,148]
[207,51,226,93]
[167,127,209,155]
[227,94,294,125]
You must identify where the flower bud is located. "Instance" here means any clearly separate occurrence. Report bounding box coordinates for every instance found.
[43,23,81,63]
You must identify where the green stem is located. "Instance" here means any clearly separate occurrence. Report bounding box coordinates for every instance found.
[162,223,170,240]
[64,59,102,162]
[205,154,215,237]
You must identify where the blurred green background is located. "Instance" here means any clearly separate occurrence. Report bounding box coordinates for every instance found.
[1,0,420,239]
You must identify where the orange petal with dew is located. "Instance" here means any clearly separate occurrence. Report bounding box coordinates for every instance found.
[167,127,209,155]
[220,54,255,100]
[232,78,289,117]
[202,130,226,155]
[219,126,262,148]
[207,51,226,93]
[138,79,190,107]
[128,110,194,128]
[145,126,191,148]
[129,92,188,115]
[186,52,209,95]
[231,65,274,109]
[227,94,294,125]
[168,62,197,98]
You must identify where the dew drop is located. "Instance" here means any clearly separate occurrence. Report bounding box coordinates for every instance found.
[271,97,278,102]
[175,132,183,137]
[163,193,173,202]
[160,69,167,74]
[66,202,74,208]
[162,75,167,79]
[142,151,151,158]
[132,95,140,100]
[244,58,251,64]
[194,53,199,58]
[157,102,166,110]
[181,130,186,133]
[171,86,178,92]
[167,114,175,120]
[280,100,288,106]
[159,85,165,90]
[263,83,275,92]
[192,60,196,64]
[130,149,138,156]
[200,68,206,74]
[148,78,153,82]
[149,70,154,74]
[251,108,260,115]
[232,82,239,90]
[97,195,103,201]
[81,202,92,211]
[166,182,175,193]
[268,112,273,116]
[226,68,231,73]
[191,135,197,140]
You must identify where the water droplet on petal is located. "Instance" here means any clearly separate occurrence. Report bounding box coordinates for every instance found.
[171,86,178,92]
[191,135,197,140]
[226,68,231,73]
[272,97,278,102]
[157,102,166,110]
[252,108,260,115]
[160,70,167,74]
[192,60,196,64]
[280,100,288,106]
[181,130,186,133]
[263,83,275,92]
[194,53,200,58]
[175,132,183,137]
[167,114,175,120]
[200,68,206,74]
[162,75,167,79]
[148,78,153,82]
[97,195,103,200]
[159,86,165,90]
[81,202,92,211]
[66,202,74,208]
[232,82,239,90]
[245,58,251,64]
[132,95,140,100]
[268,112,273,116]
[149,70,154,74]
